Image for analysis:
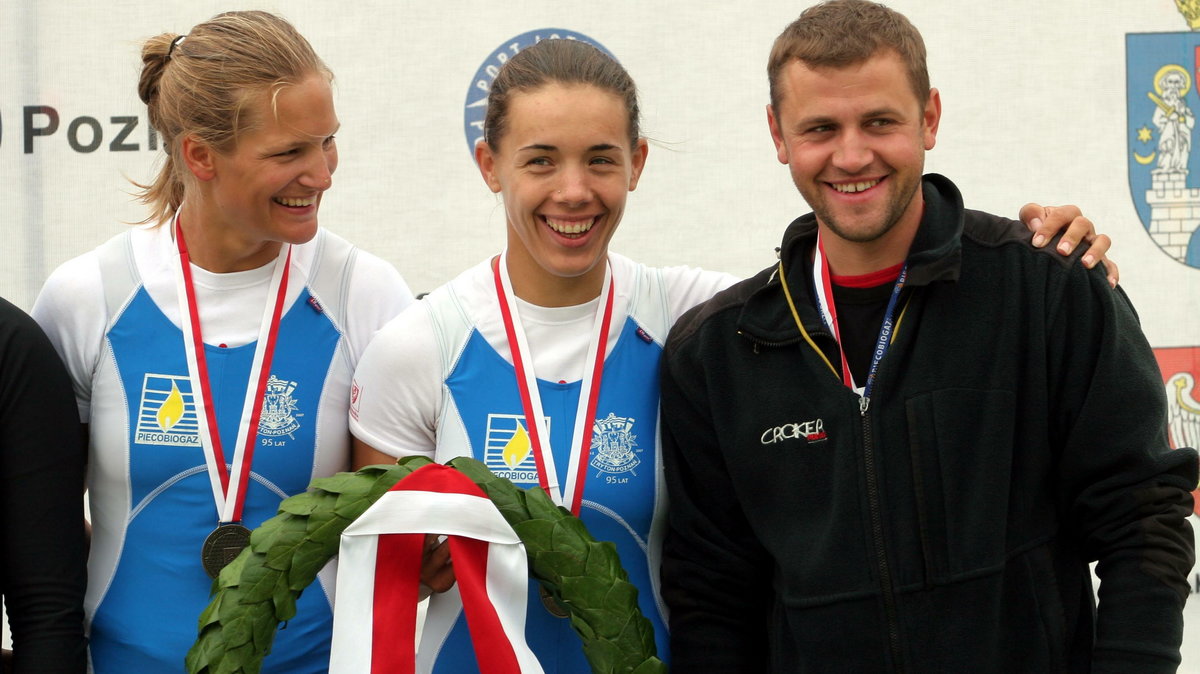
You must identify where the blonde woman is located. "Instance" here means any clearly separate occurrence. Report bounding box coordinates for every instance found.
[33,12,412,672]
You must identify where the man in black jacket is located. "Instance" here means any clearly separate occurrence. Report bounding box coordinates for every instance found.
[658,1,1198,671]
[0,296,87,673]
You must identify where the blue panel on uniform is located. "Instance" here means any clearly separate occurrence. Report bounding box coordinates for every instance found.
[439,316,668,673]
[92,287,340,673]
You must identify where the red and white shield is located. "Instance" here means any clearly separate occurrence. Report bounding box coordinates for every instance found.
[1154,346,1200,516]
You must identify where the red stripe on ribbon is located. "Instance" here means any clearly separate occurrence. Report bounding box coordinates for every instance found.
[372,531,423,674]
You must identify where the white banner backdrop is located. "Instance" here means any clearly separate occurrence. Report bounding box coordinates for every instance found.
[1,0,1197,667]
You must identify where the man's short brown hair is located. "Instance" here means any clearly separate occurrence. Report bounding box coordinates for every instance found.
[768,0,930,113]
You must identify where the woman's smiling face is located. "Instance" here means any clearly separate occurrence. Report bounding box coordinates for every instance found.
[477,82,648,307]
[193,73,340,270]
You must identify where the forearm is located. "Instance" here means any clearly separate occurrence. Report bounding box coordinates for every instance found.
[3,446,87,672]
[1051,274,1197,670]
[1089,468,1195,673]
[0,307,88,672]
[662,533,771,672]
[660,351,770,671]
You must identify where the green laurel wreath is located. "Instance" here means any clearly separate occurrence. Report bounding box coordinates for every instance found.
[185,455,666,674]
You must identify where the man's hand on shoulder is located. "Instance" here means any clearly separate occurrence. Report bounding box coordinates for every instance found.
[1020,203,1119,288]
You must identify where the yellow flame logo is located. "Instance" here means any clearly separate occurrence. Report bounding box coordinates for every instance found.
[503,423,532,468]
[157,380,185,431]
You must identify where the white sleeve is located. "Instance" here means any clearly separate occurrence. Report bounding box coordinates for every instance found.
[30,253,108,422]
[660,266,740,323]
[342,250,415,365]
[348,302,440,459]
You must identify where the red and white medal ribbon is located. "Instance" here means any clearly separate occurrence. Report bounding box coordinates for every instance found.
[492,251,614,516]
[329,464,543,674]
[173,213,292,523]
[812,233,860,393]
[811,231,908,411]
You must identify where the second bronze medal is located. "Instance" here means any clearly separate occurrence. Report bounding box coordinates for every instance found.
[201,522,252,578]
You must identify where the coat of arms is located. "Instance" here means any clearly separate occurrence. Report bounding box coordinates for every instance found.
[1154,346,1200,516]
[589,413,641,475]
[257,375,301,438]
[1127,1,1200,268]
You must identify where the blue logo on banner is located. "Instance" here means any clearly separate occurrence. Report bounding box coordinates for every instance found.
[463,29,616,159]
[1127,29,1200,268]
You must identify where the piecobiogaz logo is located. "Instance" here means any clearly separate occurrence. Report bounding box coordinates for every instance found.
[483,413,545,484]
[135,373,201,447]
[462,28,616,158]
[0,107,158,153]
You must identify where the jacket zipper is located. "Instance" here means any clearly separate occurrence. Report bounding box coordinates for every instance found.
[859,293,915,671]
[746,320,906,668]
[861,397,904,671]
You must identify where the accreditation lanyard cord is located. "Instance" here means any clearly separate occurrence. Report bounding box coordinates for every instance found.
[174,215,292,523]
[492,252,614,516]
[811,232,907,409]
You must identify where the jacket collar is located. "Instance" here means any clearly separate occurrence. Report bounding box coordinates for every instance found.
[738,174,965,342]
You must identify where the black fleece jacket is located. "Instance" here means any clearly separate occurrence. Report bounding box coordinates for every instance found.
[659,175,1197,673]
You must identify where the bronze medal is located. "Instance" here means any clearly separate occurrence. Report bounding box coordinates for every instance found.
[202,523,252,578]
[539,584,569,618]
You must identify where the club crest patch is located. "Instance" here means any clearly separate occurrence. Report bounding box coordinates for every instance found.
[1126,4,1200,268]
[258,375,301,438]
[589,413,641,476]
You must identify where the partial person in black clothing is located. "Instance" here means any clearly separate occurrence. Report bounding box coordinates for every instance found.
[658,1,1197,672]
[0,296,87,673]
